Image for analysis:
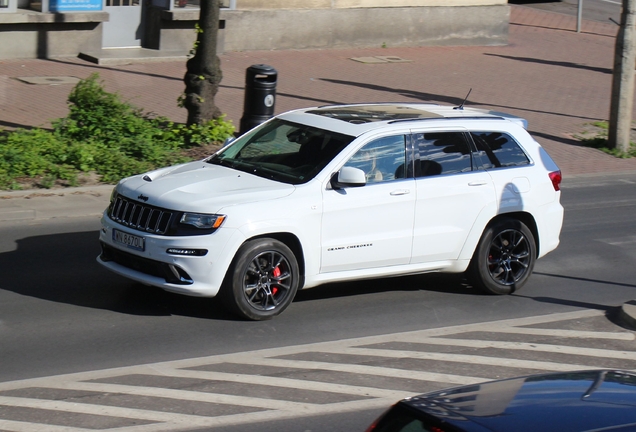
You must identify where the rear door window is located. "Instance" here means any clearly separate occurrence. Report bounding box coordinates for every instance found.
[470,131,530,170]
[413,131,473,177]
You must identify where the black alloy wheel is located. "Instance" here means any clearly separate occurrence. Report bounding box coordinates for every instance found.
[469,218,536,295]
[221,238,299,320]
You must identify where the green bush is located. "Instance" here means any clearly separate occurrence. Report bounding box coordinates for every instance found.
[576,121,636,158]
[0,73,235,190]
[0,129,77,189]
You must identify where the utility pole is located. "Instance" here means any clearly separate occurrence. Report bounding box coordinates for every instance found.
[608,0,636,152]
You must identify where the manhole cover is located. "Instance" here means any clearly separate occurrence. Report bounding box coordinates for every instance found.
[351,56,390,64]
[14,76,81,85]
[374,56,412,63]
[350,56,412,64]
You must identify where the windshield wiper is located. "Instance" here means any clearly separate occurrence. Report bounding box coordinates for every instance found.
[207,157,239,169]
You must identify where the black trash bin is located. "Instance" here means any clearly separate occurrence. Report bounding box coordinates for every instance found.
[239,64,277,135]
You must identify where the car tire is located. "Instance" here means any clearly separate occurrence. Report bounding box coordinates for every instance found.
[468,218,536,295]
[220,238,299,320]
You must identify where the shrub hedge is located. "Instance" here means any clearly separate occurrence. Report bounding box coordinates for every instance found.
[0,73,235,190]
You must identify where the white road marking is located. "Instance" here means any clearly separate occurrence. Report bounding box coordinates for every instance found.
[227,356,485,386]
[481,326,635,340]
[331,347,604,372]
[0,309,633,432]
[398,337,636,360]
[144,365,410,399]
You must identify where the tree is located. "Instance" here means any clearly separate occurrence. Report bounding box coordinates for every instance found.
[608,0,636,152]
[183,0,223,125]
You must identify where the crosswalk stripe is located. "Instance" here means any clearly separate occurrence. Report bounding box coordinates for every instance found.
[45,381,323,411]
[0,396,405,432]
[0,395,218,426]
[330,347,604,371]
[0,420,90,432]
[142,365,410,399]
[227,357,485,386]
[401,337,636,359]
[482,326,635,340]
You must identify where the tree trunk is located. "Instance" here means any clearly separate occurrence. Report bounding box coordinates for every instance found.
[183,0,223,125]
[608,0,636,152]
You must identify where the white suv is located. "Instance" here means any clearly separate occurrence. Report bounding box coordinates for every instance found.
[97,103,564,320]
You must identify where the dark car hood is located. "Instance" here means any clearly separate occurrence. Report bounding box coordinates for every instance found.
[404,370,636,432]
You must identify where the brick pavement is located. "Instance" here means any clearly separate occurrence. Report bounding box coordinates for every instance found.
[0,5,635,178]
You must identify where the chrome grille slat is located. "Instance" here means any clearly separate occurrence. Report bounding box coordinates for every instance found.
[146,209,156,232]
[109,194,173,235]
[155,211,165,233]
[114,199,123,217]
[122,201,131,224]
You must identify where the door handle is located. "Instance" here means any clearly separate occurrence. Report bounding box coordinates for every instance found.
[390,189,411,196]
[468,181,488,186]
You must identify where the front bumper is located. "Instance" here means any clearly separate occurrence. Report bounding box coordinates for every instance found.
[97,213,241,297]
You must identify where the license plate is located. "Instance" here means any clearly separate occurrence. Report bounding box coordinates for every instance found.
[113,229,145,251]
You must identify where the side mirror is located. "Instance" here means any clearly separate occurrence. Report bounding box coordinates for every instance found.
[331,166,366,189]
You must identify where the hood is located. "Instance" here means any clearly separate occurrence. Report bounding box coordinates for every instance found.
[405,370,636,432]
[117,161,295,213]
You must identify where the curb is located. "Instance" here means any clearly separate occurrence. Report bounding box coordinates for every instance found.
[0,184,114,200]
[0,185,114,222]
[618,301,636,331]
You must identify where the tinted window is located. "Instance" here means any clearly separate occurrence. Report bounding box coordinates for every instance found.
[414,132,472,177]
[344,135,407,184]
[470,131,530,169]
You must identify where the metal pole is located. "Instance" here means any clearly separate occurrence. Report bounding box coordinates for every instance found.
[577,0,583,32]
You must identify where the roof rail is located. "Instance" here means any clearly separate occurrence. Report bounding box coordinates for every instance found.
[387,116,506,125]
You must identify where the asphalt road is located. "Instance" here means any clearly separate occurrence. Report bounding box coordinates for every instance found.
[512,0,621,24]
[0,172,635,383]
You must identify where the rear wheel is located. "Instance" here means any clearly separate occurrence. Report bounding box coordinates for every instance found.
[468,218,536,295]
[221,238,299,320]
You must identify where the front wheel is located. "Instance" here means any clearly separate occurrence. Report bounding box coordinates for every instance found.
[220,238,299,320]
[468,218,536,295]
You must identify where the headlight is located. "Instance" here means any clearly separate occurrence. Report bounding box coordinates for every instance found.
[180,213,226,229]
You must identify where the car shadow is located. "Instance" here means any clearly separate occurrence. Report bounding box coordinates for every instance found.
[512,293,635,331]
[317,78,601,123]
[294,272,477,303]
[483,53,612,75]
[0,229,483,321]
[0,230,239,321]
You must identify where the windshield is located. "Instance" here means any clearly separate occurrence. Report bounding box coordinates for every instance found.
[207,119,355,184]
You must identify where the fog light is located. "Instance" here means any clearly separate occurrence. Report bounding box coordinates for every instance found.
[167,248,208,256]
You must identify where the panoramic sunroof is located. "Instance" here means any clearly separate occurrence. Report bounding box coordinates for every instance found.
[307,105,443,124]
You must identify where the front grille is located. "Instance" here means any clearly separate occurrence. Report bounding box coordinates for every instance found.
[109,194,173,235]
[100,243,193,285]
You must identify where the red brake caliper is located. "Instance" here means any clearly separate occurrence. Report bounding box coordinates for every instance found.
[271,266,281,295]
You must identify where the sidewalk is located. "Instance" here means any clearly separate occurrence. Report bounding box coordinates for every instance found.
[1,5,635,327]
[1,5,635,206]
[1,6,635,178]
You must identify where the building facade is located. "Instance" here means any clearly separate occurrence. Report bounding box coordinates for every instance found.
[0,0,509,61]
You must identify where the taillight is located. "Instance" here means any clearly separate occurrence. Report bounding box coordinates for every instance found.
[365,418,379,432]
[549,170,562,191]
[365,407,392,432]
